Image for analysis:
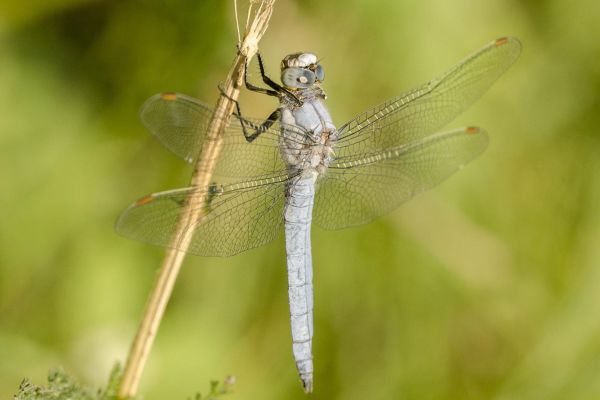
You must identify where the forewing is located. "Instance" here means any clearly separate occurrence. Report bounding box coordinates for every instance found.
[116,177,289,257]
[140,92,213,163]
[139,92,307,180]
[334,37,520,161]
[314,127,488,229]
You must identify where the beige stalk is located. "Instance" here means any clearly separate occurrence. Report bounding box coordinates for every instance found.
[117,1,276,398]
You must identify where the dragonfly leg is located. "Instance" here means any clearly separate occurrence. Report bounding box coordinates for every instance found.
[240,109,281,143]
[246,52,303,107]
[244,55,280,97]
[256,53,302,106]
[217,82,280,143]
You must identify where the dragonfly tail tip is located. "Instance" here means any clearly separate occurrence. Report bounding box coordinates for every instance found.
[301,376,313,393]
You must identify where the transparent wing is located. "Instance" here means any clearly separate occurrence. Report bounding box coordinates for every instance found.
[313,37,519,229]
[115,176,290,257]
[334,37,520,161]
[314,127,488,229]
[140,92,213,163]
[140,92,308,180]
[212,117,307,182]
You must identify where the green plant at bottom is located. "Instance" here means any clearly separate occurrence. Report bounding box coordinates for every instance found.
[14,364,123,400]
[14,363,234,400]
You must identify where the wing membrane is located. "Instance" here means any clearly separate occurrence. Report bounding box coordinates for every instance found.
[333,37,520,162]
[140,93,213,163]
[140,92,308,180]
[116,176,289,256]
[128,38,519,251]
[314,127,488,229]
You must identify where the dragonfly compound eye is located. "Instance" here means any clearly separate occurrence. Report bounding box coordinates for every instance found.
[282,67,316,88]
[315,64,324,81]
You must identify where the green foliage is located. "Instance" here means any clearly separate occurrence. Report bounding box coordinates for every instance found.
[188,376,235,400]
[14,364,123,400]
[14,366,234,400]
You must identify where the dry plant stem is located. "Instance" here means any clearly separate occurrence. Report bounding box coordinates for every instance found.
[117,2,276,398]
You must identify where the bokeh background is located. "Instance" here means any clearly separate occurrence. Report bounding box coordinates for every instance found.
[1,0,600,399]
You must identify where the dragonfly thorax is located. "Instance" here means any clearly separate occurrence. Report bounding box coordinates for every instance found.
[281,52,324,89]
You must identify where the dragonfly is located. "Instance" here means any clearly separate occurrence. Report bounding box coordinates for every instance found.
[116,37,521,392]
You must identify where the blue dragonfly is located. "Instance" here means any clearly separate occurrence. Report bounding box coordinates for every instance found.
[117,37,521,392]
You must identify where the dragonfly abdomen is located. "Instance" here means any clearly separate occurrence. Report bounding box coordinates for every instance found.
[284,174,316,392]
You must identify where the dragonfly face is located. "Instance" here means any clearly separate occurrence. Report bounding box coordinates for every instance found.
[117,37,521,392]
[281,52,324,89]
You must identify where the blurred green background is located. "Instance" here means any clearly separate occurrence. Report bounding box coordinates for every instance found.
[1,0,600,399]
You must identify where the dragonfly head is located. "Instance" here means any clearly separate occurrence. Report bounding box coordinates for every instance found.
[281,52,324,89]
